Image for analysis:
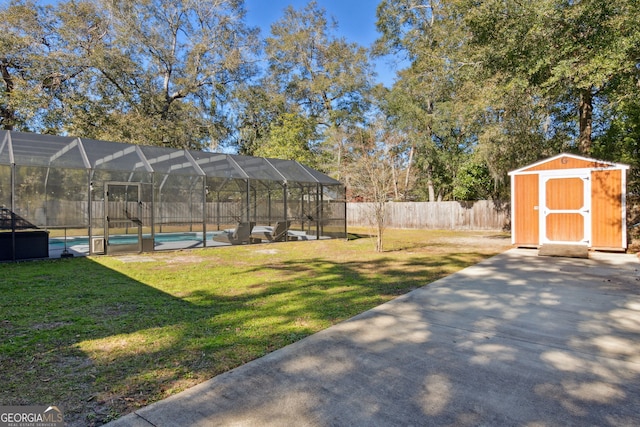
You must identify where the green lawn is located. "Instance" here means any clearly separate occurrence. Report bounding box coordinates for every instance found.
[0,228,511,426]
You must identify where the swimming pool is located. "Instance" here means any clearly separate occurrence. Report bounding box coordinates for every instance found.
[49,231,222,249]
[47,228,320,257]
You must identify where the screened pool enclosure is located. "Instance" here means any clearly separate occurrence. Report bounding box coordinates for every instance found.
[0,131,346,260]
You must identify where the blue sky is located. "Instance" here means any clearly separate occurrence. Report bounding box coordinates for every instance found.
[244,0,403,87]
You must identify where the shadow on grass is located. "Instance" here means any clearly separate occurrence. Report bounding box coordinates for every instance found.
[0,249,492,426]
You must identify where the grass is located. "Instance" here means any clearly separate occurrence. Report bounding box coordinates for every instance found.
[0,228,511,426]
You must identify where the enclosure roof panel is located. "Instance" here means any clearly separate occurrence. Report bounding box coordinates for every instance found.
[81,138,152,172]
[188,150,247,179]
[265,158,318,183]
[1,130,342,187]
[298,163,341,185]
[138,145,204,176]
[267,157,341,185]
[228,155,286,182]
[3,131,89,168]
[0,131,12,165]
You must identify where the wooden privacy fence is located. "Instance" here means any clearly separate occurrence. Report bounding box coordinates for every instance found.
[347,201,510,231]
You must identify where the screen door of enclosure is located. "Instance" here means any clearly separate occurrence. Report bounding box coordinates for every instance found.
[539,172,591,246]
[105,182,142,253]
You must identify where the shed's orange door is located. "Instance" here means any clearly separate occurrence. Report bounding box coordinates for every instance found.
[513,174,539,246]
[540,174,591,245]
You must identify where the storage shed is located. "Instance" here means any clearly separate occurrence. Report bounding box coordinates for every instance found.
[509,153,629,251]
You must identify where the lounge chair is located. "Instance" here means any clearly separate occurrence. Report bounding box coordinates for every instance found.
[213,222,254,245]
[250,221,289,242]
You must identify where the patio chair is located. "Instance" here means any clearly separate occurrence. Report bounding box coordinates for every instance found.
[250,221,290,243]
[213,222,254,245]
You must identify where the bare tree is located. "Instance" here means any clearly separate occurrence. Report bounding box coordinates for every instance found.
[347,121,398,252]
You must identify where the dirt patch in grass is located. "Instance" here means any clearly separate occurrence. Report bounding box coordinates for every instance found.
[32,321,74,331]
[431,233,511,249]
[113,255,157,263]
[0,228,512,426]
[157,254,210,264]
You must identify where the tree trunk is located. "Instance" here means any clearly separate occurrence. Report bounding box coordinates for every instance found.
[426,164,436,202]
[376,223,384,252]
[578,88,593,154]
[1,62,15,130]
[391,160,399,200]
[374,201,385,252]
[403,144,415,201]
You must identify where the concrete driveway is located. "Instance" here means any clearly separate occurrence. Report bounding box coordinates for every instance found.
[107,249,640,426]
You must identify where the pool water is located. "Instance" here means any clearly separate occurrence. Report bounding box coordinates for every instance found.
[49,231,221,248]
